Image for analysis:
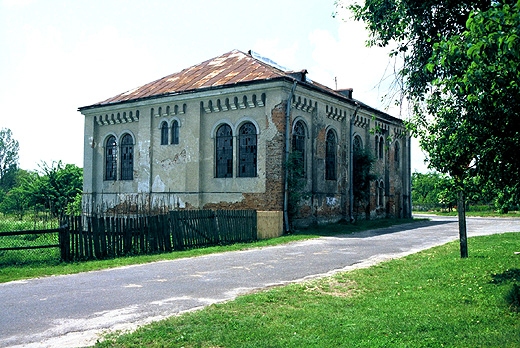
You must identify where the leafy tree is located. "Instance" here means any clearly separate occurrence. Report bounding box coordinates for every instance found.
[436,176,458,212]
[0,186,30,220]
[424,2,520,208]
[31,161,83,220]
[0,169,36,219]
[66,193,83,216]
[343,0,520,257]
[0,128,19,192]
[411,172,439,210]
[411,172,458,211]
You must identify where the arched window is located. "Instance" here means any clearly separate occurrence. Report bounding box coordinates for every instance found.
[120,133,134,180]
[171,120,179,144]
[353,135,363,151]
[292,120,306,176]
[215,124,233,178]
[325,130,337,180]
[238,122,257,177]
[379,136,384,159]
[160,121,168,145]
[105,135,117,181]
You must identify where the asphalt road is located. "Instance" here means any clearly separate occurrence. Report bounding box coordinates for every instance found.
[1,215,519,347]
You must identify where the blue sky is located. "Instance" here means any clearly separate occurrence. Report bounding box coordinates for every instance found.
[0,0,428,172]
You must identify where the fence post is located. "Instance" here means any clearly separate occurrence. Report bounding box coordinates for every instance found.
[59,221,71,262]
[170,211,185,251]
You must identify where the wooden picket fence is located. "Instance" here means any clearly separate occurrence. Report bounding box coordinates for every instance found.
[60,210,257,261]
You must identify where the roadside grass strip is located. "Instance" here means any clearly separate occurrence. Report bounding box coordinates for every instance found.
[0,218,418,284]
[95,232,520,348]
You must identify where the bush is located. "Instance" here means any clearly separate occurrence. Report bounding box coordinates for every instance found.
[466,204,494,212]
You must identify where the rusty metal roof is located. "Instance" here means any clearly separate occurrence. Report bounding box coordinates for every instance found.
[77,49,402,121]
[88,49,288,107]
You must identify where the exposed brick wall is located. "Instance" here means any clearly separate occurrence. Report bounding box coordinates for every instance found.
[203,102,286,212]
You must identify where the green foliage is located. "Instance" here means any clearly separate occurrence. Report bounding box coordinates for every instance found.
[412,172,456,211]
[0,128,19,192]
[345,0,520,198]
[0,163,83,220]
[32,161,83,219]
[345,0,520,257]
[0,170,37,219]
[494,185,519,214]
[66,192,83,216]
[0,232,60,267]
[344,0,483,101]
[0,186,31,219]
[422,1,520,186]
[413,172,518,213]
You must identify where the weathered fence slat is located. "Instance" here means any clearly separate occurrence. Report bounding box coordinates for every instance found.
[55,210,256,261]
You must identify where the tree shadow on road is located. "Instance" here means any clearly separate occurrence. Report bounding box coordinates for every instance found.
[294,217,455,239]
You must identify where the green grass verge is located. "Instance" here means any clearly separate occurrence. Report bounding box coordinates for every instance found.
[0,218,420,284]
[94,232,520,348]
[415,210,520,218]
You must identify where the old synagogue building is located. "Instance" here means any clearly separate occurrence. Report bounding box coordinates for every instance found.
[79,50,411,232]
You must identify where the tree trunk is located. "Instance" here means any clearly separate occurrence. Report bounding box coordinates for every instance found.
[457,190,468,258]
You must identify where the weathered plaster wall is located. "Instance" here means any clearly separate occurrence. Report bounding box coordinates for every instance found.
[81,79,411,224]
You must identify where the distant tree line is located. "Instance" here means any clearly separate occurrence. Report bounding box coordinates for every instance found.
[0,128,82,220]
[412,172,518,213]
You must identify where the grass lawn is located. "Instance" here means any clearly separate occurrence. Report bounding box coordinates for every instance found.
[94,232,520,348]
[415,210,520,218]
[0,218,420,284]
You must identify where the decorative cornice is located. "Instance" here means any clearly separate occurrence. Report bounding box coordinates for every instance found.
[353,114,369,128]
[201,93,266,114]
[292,95,316,113]
[154,103,186,117]
[393,127,407,138]
[95,110,140,125]
[325,104,346,121]
[374,121,390,133]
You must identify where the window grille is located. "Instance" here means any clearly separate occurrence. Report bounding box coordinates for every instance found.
[238,123,257,177]
[353,135,362,151]
[120,134,134,180]
[171,120,179,144]
[105,136,117,180]
[216,124,233,178]
[325,130,337,180]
